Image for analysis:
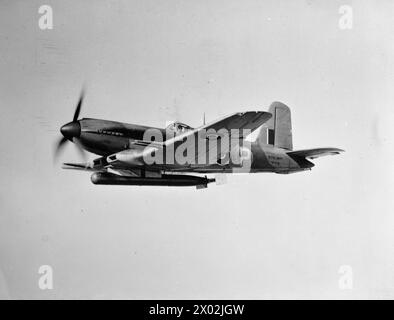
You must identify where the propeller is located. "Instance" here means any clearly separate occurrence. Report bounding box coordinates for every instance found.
[73,89,84,122]
[54,89,87,161]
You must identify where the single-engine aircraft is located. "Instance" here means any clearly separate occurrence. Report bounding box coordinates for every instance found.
[55,90,344,189]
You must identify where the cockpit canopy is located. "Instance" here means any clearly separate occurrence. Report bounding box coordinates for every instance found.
[166,122,194,135]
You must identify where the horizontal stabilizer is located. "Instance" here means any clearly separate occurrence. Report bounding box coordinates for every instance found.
[287,148,344,160]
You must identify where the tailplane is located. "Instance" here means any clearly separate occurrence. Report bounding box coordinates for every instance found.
[258,101,293,150]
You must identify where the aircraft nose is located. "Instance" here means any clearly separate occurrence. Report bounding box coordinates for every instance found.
[60,121,81,140]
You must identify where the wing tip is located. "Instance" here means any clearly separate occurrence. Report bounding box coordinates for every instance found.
[331,148,345,153]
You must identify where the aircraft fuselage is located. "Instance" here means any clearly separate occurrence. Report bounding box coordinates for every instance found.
[64,118,312,174]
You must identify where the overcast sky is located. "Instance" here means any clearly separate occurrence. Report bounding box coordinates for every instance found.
[0,0,393,299]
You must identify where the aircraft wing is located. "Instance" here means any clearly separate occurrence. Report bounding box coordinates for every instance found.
[62,159,146,177]
[62,162,96,171]
[161,111,271,145]
[287,148,344,160]
[197,111,272,138]
[164,111,272,165]
[62,155,109,171]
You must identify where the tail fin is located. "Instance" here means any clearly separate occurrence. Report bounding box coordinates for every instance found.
[258,101,293,150]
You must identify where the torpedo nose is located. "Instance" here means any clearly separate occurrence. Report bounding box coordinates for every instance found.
[60,121,81,140]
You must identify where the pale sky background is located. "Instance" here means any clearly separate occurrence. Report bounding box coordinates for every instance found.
[0,0,393,299]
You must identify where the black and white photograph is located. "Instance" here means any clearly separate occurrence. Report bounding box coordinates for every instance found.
[0,0,393,307]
